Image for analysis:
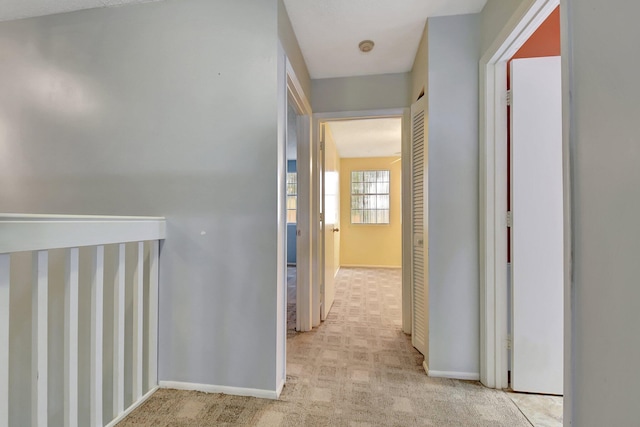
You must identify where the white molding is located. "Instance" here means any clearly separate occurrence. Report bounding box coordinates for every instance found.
[0,217,166,254]
[276,379,285,399]
[286,54,313,335]
[339,264,402,269]
[314,109,405,121]
[104,386,159,427]
[424,360,481,381]
[286,58,312,116]
[478,0,559,391]
[428,370,481,381]
[159,381,280,400]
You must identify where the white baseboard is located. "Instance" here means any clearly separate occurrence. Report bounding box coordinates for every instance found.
[159,381,279,400]
[340,264,402,269]
[276,378,285,398]
[105,386,159,427]
[427,369,480,381]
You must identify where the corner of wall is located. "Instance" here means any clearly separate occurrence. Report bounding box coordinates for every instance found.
[278,0,313,104]
[410,20,429,105]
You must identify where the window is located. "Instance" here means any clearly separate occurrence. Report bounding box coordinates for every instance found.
[287,172,297,223]
[351,170,390,224]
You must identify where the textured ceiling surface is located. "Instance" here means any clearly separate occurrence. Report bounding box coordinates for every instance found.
[283,0,487,79]
[328,118,402,158]
[0,0,160,22]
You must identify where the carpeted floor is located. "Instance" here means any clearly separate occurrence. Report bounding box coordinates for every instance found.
[118,267,532,426]
[287,266,296,330]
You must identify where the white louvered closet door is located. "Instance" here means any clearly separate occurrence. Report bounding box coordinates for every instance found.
[411,96,428,356]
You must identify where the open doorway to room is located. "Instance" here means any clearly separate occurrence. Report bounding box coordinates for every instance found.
[508,4,562,391]
[286,99,299,331]
[506,6,563,425]
[284,89,313,336]
[316,114,406,333]
[480,1,564,425]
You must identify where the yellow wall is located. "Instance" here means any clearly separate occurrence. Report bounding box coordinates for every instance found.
[340,157,402,267]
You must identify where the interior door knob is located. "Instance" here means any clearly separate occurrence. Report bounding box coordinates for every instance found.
[332,227,340,232]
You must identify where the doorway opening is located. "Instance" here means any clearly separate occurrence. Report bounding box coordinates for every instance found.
[507,5,562,395]
[284,68,313,336]
[286,99,299,331]
[479,0,566,424]
[312,110,410,346]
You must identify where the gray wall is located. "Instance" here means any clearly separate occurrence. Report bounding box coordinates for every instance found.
[427,14,480,376]
[566,0,640,424]
[278,0,312,102]
[479,0,526,55]
[410,22,428,104]
[311,73,411,113]
[0,1,281,423]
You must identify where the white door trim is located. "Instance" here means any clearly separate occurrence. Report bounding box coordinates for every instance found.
[478,0,560,392]
[285,57,313,333]
[311,108,410,333]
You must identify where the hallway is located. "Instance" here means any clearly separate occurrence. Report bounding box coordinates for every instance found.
[119,268,531,426]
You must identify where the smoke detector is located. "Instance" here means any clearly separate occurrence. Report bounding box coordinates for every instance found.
[358,40,375,53]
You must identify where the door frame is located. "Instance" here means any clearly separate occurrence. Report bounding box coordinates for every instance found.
[312,108,411,332]
[478,0,566,399]
[285,58,313,332]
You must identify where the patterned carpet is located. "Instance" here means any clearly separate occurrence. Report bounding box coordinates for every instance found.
[287,266,296,331]
[118,267,532,427]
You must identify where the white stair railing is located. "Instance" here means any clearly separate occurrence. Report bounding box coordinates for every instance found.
[0,214,166,427]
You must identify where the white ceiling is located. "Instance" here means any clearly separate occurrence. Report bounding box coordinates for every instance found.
[1,0,487,79]
[0,0,159,22]
[328,118,401,158]
[283,0,487,79]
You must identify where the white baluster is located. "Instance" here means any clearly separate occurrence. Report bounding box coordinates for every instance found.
[32,250,48,427]
[64,248,79,427]
[90,246,104,427]
[0,254,10,427]
[148,240,159,389]
[113,243,125,417]
[132,242,144,400]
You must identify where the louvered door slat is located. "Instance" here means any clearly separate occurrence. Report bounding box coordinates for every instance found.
[411,97,428,356]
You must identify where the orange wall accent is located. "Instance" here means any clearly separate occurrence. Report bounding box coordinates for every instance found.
[514,7,561,59]
[507,7,561,88]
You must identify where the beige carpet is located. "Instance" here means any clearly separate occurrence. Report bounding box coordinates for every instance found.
[287,266,296,330]
[118,267,532,426]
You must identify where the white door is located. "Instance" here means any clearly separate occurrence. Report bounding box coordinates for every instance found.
[411,96,428,356]
[322,124,340,320]
[510,56,563,395]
